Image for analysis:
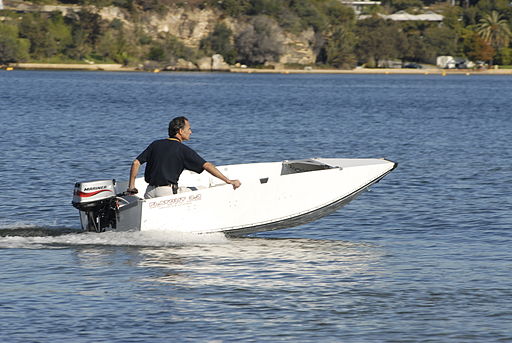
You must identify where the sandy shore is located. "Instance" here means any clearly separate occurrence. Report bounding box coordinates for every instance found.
[5,63,512,74]
[230,67,512,75]
[8,63,137,71]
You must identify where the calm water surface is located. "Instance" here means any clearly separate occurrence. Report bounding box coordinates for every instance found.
[0,71,511,342]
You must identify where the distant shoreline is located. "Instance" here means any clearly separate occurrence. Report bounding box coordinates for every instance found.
[230,67,512,75]
[4,63,512,75]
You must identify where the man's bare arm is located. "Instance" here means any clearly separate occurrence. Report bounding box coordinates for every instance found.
[127,159,141,193]
[203,162,241,190]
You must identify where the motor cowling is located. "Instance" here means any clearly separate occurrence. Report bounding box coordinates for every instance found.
[72,179,116,210]
[72,180,117,232]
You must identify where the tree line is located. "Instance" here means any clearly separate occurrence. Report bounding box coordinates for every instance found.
[0,0,511,67]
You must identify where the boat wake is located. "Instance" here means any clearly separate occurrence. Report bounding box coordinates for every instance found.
[0,226,82,238]
[0,225,229,249]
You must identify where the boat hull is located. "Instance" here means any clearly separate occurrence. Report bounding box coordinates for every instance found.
[105,158,397,235]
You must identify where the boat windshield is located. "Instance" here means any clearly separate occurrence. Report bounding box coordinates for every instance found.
[280,160,334,175]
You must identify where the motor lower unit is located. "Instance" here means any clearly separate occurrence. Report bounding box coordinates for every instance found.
[72,179,117,232]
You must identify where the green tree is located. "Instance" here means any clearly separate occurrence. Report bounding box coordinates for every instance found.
[289,0,327,32]
[476,10,511,63]
[424,26,458,57]
[47,12,73,59]
[462,6,479,26]
[322,1,355,26]
[235,16,284,65]
[75,11,104,47]
[147,33,197,64]
[199,22,237,64]
[19,13,59,59]
[384,0,424,12]
[312,0,355,67]
[0,23,30,63]
[440,4,464,32]
[495,47,511,64]
[209,0,250,17]
[465,32,495,63]
[401,34,426,62]
[355,17,404,67]
[68,28,92,59]
[96,22,138,64]
[67,10,105,59]
[246,0,283,17]
[325,25,356,68]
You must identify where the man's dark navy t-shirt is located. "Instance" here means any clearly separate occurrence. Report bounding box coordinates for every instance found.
[136,139,206,186]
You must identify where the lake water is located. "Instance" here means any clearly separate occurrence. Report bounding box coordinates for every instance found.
[0,70,511,342]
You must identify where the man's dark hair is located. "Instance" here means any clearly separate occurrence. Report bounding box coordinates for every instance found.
[168,116,189,137]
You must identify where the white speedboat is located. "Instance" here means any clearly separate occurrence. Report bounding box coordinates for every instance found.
[72,158,397,236]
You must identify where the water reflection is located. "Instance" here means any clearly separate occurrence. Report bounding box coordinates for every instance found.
[137,237,384,290]
[0,229,384,290]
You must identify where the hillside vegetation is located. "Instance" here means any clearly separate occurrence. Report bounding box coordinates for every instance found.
[1,0,511,68]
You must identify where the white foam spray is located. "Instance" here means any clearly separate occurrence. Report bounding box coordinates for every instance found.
[0,229,229,249]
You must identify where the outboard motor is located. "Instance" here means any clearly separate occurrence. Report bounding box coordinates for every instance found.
[72,180,117,232]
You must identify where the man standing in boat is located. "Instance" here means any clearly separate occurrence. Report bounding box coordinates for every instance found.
[127,116,241,198]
